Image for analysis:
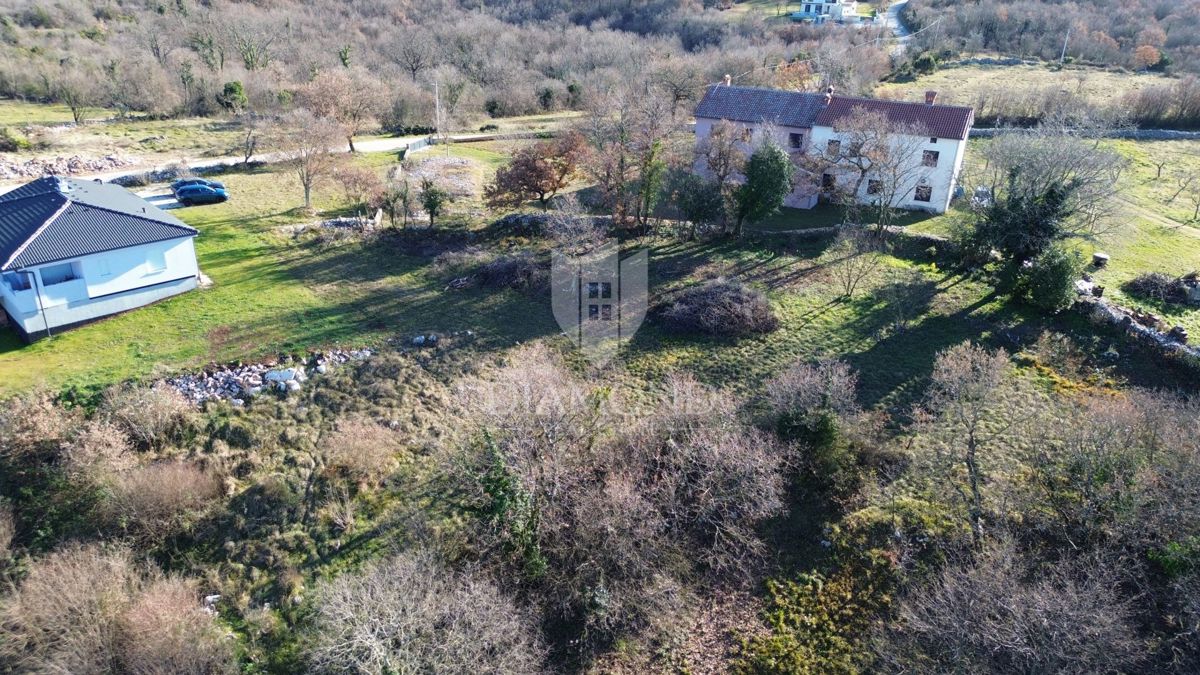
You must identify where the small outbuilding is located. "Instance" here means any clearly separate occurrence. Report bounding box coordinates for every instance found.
[0,176,200,341]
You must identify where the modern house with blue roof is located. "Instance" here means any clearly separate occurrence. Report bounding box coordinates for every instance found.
[0,176,200,341]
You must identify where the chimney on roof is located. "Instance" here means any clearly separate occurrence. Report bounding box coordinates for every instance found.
[925,90,938,105]
[723,74,732,87]
[823,85,834,105]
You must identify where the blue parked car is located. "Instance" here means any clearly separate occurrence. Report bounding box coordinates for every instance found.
[170,177,226,194]
[175,184,229,206]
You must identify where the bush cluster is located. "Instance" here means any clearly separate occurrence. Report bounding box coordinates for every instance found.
[661,279,779,337]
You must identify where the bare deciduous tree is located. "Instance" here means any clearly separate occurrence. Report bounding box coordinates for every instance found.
[389,28,439,83]
[307,550,545,674]
[803,107,927,231]
[876,539,1144,674]
[830,227,885,299]
[918,342,1012,546]
[270,109,347,210]
[297,68,388,152]
[967,115,1129,238]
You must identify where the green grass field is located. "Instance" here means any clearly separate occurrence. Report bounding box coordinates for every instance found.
[1,115,1198,402]
[0,144,543,396]
[875,62,1172,110]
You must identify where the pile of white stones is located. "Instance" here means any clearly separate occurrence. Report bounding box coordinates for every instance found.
[164,348,373,405]
[0,154,138,180]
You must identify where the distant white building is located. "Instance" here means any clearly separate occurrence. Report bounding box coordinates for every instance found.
[692,84,975,214]
[791,0,864,24]
[0,177,200,341]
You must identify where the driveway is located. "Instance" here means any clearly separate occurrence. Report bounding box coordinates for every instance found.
[885,0,913,58]
[138,190,181,210]
[0,134,430,194]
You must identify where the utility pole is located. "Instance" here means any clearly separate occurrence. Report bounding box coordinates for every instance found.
[434,79,451,157]
[1059,28,1071,66]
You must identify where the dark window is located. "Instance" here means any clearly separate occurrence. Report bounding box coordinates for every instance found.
[587,282,599,299]
[867,179,883,195]
[789,132,804,149]
[929,137,938,143]
[922,150,940,167]
[914,185,933,202]
[3,272,30,291]
[821,173,835,189]
[826,139,841,155]
[601,282,612,299]
[588,304,600,320]
[40,262,78,286]
[601,304,613,320]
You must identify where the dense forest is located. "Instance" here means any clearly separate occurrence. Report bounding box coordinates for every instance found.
[0,0,892,124]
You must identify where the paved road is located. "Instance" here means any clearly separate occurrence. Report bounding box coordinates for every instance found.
[885,0,912,58]
[0,127,561,194]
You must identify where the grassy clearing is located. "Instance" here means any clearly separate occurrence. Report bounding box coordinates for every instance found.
[1,125,1195,408]
[0,98,84,126]
[722,0,803,19]
[875,62,1171,110]
[749,203,943,232]
[0,144,555,396]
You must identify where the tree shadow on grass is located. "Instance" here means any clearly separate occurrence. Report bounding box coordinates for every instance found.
[844,290,1009,412]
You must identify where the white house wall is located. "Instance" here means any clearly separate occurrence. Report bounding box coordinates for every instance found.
[694,115,967,215]
[693,117,818,208]
[77,237,198,300]
[1,237,199,338]
[807,127,964,213]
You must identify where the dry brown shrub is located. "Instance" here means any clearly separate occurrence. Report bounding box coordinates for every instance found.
[430,246,489,280]
[457,349,786,644]
[765,359,861,423]
[877,539,1143,673]
[308,551,545,674]
[661,279,779,337]
[0,391,80,463]
[0,502,13,560]
[118,577,235,675]
[476,251,549,291]
[63,420,136,480]
[322,416,401,485]
[0,544,139,673]
[101,384,194,450]
[103,461,222,545]
[0,544,234,674]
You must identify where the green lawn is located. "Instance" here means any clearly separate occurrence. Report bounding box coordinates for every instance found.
[0,98,85,126]
[2,129,1197,402]
[722,0,805,20]
[0,145,553,396]
[749,203,943,232]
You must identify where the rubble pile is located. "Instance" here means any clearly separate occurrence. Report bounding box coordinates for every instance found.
[0,154,138,180]
[164,348,373,404]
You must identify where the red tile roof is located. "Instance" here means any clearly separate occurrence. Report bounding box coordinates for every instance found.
[813,95,975,140]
